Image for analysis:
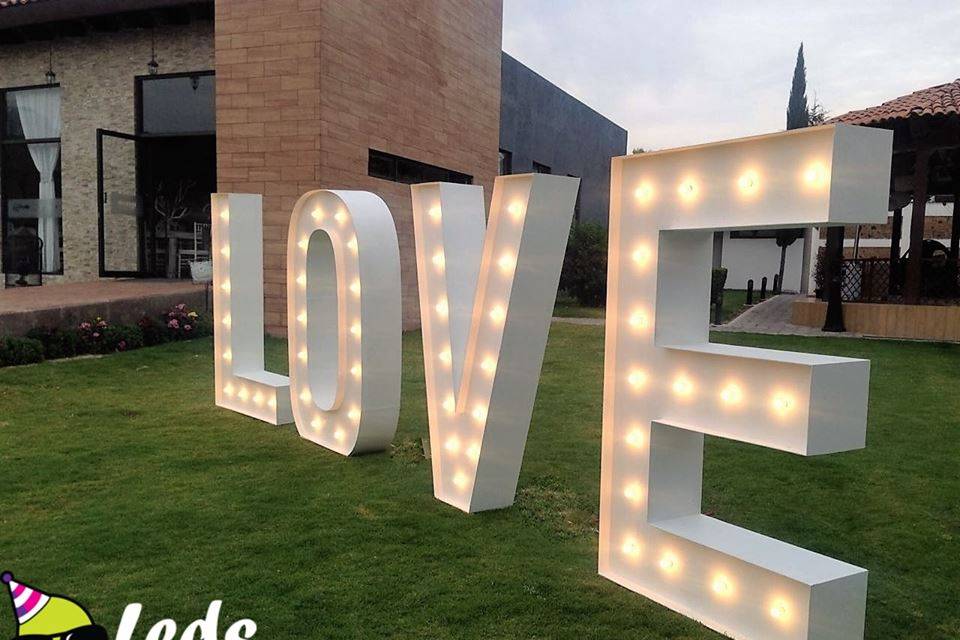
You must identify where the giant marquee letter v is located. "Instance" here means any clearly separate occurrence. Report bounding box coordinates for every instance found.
[600,124,892,640]
[412,174,579,513]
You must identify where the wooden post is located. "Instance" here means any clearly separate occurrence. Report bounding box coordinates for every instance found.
[822,226,846,332]
[904,148,930,303]
[889,207,903,297]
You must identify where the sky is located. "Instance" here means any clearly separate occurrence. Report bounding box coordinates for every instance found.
[502,0,960,151]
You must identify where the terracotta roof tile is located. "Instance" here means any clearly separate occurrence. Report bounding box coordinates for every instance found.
[830,78,960,126]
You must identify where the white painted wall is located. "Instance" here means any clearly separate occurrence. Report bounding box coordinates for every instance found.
[722,234,806,292]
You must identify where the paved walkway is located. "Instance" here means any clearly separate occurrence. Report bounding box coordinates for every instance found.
[553,294,865,338]
[0,279,209,335]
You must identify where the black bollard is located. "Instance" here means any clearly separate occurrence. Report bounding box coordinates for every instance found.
[773,274,780,294]
[746,279,754,305]
[760,276,768,301]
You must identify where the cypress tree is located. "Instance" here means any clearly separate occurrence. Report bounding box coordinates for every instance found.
[786,43,808,130]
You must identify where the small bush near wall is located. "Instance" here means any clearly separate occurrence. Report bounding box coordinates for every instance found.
[559,222,608,307]
[0,303,210,368]
[0,337,45,367]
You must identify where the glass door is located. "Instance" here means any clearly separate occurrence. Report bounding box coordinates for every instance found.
[97,129,143,277]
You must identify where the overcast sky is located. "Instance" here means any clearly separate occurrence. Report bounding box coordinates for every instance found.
[502,0,960,151]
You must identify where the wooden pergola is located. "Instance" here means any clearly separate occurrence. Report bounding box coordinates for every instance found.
[830,78,960,303]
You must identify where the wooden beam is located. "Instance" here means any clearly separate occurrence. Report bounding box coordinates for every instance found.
[823,226,846,332]
[904,148,930,303]
[889,207,903,297]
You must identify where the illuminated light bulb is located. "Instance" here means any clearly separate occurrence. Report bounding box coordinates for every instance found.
[435,298,449,317]
[442,395,455,414]
[452,472,468,489]
[466,442,481,462]
[350,363,362,378]
[738,170,760,194]
[223,349,232,362]
[297,311,307,325]
[222,314,231,327]
[720,383,743,406]
[507,201,524,219]
[631,244,652,268]
[659,553,679,573]
[296,273,307,287]
[220,246,230,258]
[628,310,649,331]
[678,179,698,201]
[334,208,346,225]
[347,236,358,253]
[472,404,487,422]
[350,322,361,338]
[672,375,694,397]
[428,206,442,221]
[438,348,452,365]
[480,357,497,375]
[770,601,790,621]
[310,416,323,430]
[237,387,248,401]
[444,436,461,454]
[220,209,229,221]
[311,208,324,221]
[627,369,648,390]
[621,538,641,558]
[489,305,506,324]
[771,393,794,416]
[298,349,308,363]
[333,427,345,442]
[623,482,644,504]
[626,428,645,449]
[804,162,828,188]
[298,236,309,250]
[223,383,234,397]
[267,397,276,409]
[497,252,516,273]
[221,280,231,293]
[253,391,264,407]
[299,388,312,403]
[712,575,732,596]
[633,182,653,204]
[350,279,361,296]
[348,407,361,423]
[432,251,445,270]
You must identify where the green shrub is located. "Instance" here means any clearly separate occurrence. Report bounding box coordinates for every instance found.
[138,315,170,347]
[559,222,608,307]
[0,336,44,367]
[103,324,144,352]
[77,317,111,354]
[25,326,79,360]
[711,267,728,304]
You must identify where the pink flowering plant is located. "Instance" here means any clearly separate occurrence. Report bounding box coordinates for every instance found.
[165,303,201,340]
[77,316,109,353]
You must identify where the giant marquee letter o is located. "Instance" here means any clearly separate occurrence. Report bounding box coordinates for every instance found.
[600,124,892,640]
[286,190,402,455]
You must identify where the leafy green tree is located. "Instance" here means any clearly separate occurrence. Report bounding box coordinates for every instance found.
[786,43,809,130]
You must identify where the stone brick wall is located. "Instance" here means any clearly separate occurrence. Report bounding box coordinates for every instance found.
[0,21,214,283]
[215,0,503,333]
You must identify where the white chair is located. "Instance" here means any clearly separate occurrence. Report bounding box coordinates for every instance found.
[177,222,211,278]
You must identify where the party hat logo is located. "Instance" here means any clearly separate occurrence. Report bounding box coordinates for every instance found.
[2,572,107,640]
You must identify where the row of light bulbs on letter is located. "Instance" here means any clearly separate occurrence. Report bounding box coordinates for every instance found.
[428,198,526,492]
[632,162,828,205]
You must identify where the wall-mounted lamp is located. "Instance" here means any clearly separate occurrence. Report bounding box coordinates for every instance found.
[44,47,56,84]
[147,30,159,75]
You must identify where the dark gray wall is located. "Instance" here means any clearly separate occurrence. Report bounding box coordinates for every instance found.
[499,52,627,226]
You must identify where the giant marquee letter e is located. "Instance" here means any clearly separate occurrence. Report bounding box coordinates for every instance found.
[600,125,892,640]
[212,193,293,425]
[412,174,579,513]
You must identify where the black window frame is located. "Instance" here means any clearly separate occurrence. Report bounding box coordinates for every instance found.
[498,149,512,175]
[532,161,551,174]
[135,70,216,138]
[367,149,472,185]
[0,82,64,277]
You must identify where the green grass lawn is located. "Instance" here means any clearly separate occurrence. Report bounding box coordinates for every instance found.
[1,327,958,639]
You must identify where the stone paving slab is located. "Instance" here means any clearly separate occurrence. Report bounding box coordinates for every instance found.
[0,279,209,336]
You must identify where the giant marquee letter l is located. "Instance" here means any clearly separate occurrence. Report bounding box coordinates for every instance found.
[600,125,892,640]
[412,174,579,513]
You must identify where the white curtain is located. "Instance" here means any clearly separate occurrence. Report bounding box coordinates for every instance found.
[15,87,62,273]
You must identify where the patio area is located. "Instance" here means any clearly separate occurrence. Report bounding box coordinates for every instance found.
[0,279,208,336]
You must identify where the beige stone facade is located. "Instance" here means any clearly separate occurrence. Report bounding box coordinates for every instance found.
[0,20,214,283]
[215,0,503,333]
